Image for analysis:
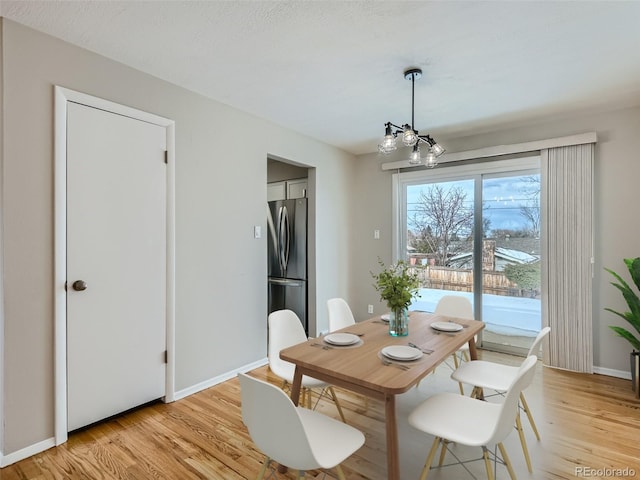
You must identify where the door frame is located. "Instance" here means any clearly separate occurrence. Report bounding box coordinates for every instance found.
[53,86,176,445]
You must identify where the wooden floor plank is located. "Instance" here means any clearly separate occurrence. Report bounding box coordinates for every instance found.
[1,350,639,479]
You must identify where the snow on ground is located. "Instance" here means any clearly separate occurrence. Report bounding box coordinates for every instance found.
[410,288,541,337]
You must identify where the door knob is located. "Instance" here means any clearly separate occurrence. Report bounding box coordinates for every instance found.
[72,280,88,291]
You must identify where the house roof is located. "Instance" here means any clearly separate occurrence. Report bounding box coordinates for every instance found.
[2,1,640,155]
[450,247,538,265]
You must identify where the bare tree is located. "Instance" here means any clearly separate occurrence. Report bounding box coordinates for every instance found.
[520,175,541,197]
[409,184,474,266]
[518,175,541,237]
[520,202,540,237]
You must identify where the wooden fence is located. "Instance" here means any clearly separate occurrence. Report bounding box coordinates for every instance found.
[408,265,534,297]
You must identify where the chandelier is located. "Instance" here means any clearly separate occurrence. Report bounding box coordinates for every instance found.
[378,67,445,168]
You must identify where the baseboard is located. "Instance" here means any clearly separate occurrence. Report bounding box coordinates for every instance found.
[173,357,268,401]
[593,366,632,380]
[0,359,268,468]
[1,437,55,468]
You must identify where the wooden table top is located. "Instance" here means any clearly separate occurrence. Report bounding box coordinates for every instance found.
[280,311,485,397]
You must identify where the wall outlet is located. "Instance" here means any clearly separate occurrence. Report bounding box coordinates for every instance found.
[374,229,380,240]
[254,225,261,239]
[367,304,374,314]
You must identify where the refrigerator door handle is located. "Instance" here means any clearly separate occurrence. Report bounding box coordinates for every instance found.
[277,206,285,274]
[281,205,290,272]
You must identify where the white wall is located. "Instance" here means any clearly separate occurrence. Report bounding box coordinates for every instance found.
[0,19,355,455]
[353,106,640,375]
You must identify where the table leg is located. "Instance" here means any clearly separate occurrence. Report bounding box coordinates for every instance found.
[384,394,400,480]
[290,368,303,406]
[467,336,485,400]
[468,336,479,360]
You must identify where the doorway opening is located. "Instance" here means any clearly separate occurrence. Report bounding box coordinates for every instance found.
[266,158,316,335]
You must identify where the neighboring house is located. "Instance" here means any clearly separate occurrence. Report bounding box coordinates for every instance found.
[449,244,539,272]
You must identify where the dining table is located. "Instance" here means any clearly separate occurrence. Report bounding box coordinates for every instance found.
[279,311,485,480]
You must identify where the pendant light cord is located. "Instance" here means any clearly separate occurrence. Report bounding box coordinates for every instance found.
[411,74,415,131]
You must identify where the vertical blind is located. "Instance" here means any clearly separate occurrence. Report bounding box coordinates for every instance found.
[541,143,594,373]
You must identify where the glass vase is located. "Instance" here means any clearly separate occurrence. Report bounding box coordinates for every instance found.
[389,307,409,337]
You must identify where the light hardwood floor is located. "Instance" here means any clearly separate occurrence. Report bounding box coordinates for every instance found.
[2,351,639,480]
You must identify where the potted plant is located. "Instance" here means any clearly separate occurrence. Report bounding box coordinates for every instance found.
[372,259,420,336]
[604,257,640,396]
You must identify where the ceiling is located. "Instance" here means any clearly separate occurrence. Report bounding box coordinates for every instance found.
[2,1,640,156]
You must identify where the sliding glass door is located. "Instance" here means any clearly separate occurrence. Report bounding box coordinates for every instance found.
[396,157,541,354]
[480,172,541,353]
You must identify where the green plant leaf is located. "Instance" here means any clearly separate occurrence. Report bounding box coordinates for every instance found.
[626,257,640,293]
[609,326,640,351]
[604,262,640,350]
[372,259,420,311]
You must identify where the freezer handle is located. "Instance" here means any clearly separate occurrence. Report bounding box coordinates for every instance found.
[268,278,303,287]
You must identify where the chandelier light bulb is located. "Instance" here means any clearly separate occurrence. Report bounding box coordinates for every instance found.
[425,150,438,168]
[408,145,421,165]
[378,134,397,154]
[431,142,445,157]
[402,125,418,147]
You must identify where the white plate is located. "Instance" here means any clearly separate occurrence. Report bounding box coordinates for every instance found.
[324,333,360,346]
[381,345,422,361]
[381,313,390,322]
[431,321,464,332]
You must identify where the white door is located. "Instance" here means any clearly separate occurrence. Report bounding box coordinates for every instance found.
[66,102,167,431]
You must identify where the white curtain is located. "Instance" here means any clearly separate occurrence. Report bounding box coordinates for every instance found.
[541,143,594,373]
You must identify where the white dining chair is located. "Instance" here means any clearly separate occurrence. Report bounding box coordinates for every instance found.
[238,373,365,480]
[409,355,538,480]
[451,326,551,473]
[327,297,356,332]
[434,295,476,394]
[267,309,346,422]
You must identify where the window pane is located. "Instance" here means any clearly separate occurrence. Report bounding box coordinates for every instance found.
[400,162,542,356]
[406,179,475,313]
[481,173,541,353]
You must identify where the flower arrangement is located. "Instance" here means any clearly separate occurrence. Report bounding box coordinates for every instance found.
[372,259,420,311]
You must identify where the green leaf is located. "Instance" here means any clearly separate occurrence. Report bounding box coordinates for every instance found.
[604,262,640,350]
[609,326,640,351]
[372,259,420,311]
[626,257,640,292]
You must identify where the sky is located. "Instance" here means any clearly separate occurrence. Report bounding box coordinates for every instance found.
[406,173,540,233]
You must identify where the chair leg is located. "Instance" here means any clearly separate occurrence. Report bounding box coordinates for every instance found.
[256,456,270,480]
[306,388,313,409]
[498,443,517,480]
[520,392,540,440]
[462,350,469,362]
[328,386,347,423]
[451,353,465,395]
[482,447,494,480]
[515,412,533,472]
[438,439,449,466]
[335,464,347,480]
[297,470,305,479]
[419,437,441,480]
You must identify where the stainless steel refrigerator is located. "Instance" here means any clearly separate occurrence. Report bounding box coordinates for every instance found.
[267,198,307,332]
